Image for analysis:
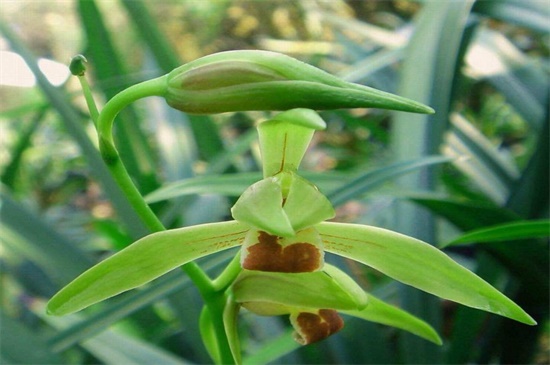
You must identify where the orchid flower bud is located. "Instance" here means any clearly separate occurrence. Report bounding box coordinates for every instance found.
[165,50,434,114]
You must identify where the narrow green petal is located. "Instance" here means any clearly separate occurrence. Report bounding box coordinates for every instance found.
[47,221,248,315]
[317,222,536,325]
[230,178,294,237]
[283,174,335,232]
[343,294,442,345]
[232,269,368,312]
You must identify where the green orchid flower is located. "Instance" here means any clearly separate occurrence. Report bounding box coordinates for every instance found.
[48,53,536,364]
[48,110,535,354]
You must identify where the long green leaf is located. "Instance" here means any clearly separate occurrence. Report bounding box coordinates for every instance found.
[317,221,536,325]
[0,311,63,364]
[1,107,46,189]
[0,22,148,238]
[33,302,190,365]
[327,156,452,206]
[120,0,226,163]
[390,1,477,361]
[0,191,92,283]
[444,219,550,247]
[47,221,247,315]
[78,0,159,193]
[474,0,550,34]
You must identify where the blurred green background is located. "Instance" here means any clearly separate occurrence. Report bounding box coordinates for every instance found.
[1,1,548,364]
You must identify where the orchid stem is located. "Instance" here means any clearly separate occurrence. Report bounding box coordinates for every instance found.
[91,74,235,364]
[212,252,243,291]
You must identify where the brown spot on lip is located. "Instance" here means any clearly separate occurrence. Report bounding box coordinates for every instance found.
[293,309,344,345]
[242,231,322,273]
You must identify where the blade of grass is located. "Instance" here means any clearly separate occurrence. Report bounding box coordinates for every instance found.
[32,301,190,365]
[120,0,226,163]
[390,1,476,362]
[474,0,550,34]
[77,0,159,194]
[443,219,550,247]
[1,107,47,189]
[506,111,549,218]
[327,155,452,207]
[0,311,63,364]
[450,113,519,188]
[495,96,549,363]
[0,191,92,284]
[0,22,148,238]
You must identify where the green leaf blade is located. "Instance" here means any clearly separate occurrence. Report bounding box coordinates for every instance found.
[444,219,550,247]
[48,221,248,315]
[317,222,536,325]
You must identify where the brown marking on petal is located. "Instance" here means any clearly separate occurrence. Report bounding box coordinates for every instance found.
[294,309,344,345]
[242,231,322,273]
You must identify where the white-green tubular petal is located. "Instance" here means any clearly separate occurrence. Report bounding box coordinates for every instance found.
[317,222,536,325]
[47,221,248,315]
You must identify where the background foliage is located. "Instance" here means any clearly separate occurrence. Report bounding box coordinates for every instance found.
[1,1,548,364]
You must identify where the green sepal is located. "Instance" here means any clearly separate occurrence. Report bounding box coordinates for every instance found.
[47,221,248,315]
[343,294,442,345]
[316,222,536,325]
[231,268,368,313]
[258,109,325,177]
[165,50,435,115]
